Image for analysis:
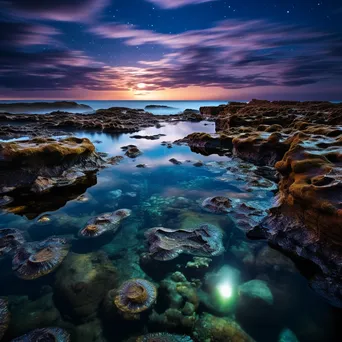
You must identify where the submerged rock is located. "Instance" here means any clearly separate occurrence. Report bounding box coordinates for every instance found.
[238,279,274,306]
[193,313,255,342]
[145,223,224,261]
[54,252,118,322]
[278,328,300,342]
[0,299,10,340]
[8,292,63,337]
[137,333,193,342]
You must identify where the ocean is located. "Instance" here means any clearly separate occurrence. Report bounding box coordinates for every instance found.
[0,100,233,114]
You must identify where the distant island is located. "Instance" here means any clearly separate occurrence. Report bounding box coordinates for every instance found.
[0,101,92,114]
[145,105,176,109]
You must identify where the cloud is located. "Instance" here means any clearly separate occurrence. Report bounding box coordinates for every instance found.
[145,0,216,9]
[0,20,60,46]
[1,0,109,22]
[90,18,342,91]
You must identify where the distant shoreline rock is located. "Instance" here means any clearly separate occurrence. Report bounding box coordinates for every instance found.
[0,101,92,114]
[145,105,176,109]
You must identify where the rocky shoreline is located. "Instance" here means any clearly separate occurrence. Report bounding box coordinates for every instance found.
[0,106,202,139]
[179,99,342,307]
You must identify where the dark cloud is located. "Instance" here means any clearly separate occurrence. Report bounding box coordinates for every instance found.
[0,20,59,46]
[1,0,109,22]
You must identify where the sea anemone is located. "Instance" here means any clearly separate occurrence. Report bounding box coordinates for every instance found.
[0,299,10,340]
[201,196,232,214]
[78,209,131,239]
[11,327,70,342]
[0,228,25,257]
[114,278,157,314]
[12,237,69,280]
[137,333,193,342]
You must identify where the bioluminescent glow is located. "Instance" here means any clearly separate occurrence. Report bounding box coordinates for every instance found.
[217,282,233,299]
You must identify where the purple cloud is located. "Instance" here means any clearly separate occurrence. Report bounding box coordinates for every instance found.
[145,0,216,9]
[1,0,109,22]
[0,21,60,46]
[90,18,342,92]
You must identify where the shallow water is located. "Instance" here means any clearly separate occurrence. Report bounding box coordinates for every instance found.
[0,121,341,341]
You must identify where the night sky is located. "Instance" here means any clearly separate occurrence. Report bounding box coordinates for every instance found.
[1,0,342,100]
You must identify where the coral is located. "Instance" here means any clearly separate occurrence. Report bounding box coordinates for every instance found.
[0,298,10,340]
[145,223,224,261]
[137,333,193,342]
[193,313,255,342]
[54,252,118,322]
[0,228,25,257]
[186,257,212,269]
[149,272,199,331]
[11,327,70,342]
[201,196,232,214]
[78,209,131,238]
[12,237,69,280]
[114,278,157,318]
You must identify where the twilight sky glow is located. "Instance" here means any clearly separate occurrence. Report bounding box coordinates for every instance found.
[1,0,342,100]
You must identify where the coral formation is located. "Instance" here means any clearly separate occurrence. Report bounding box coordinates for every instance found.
[12,237,69,280]
[149,272,199,331]
[114,278,157,318]
[137,333,193,341]
[78,209,131,238]
[145,224,224,261]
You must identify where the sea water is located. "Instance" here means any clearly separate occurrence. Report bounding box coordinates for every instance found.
[0,121,341,341]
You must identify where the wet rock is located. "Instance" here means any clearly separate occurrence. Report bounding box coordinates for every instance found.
[130,134,166,140]
[193,313,255,342]
[255,246,296,274]
[238,279,274,306]
[0,196,14,207]
[193,161,203,167]
[122,145,142,158]
[107,156,124,165]
[278,328,300,342]
[54,252,118,323]
[0,137,102,192]
[169,158,182,165]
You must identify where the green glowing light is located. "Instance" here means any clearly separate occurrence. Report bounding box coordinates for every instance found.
[217,283,233,299]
